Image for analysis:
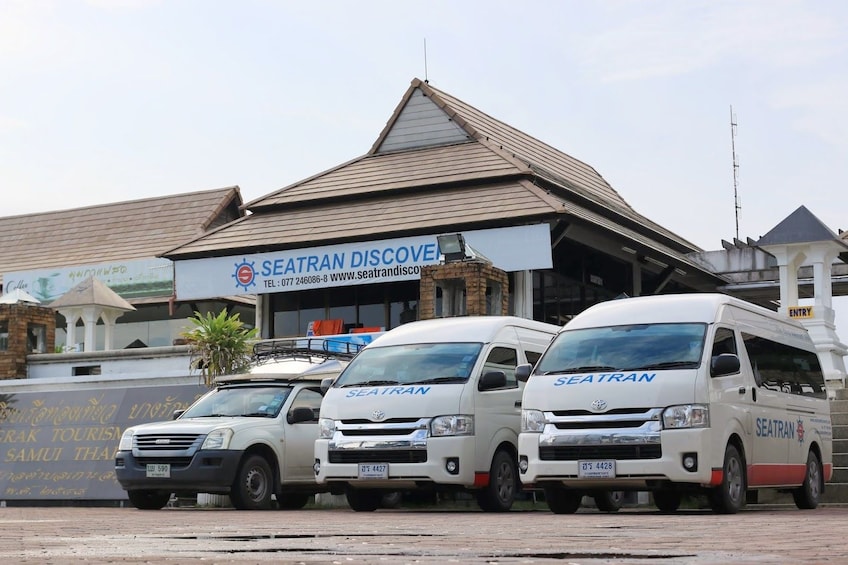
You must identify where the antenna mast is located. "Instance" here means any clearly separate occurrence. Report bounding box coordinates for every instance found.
[730,105,741,240]
[424,38,429,83]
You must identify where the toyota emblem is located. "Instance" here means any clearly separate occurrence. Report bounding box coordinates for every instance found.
[372,409,386,421]
[590,399,608,412]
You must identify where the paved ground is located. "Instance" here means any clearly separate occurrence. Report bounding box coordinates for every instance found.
[1,504,848,564]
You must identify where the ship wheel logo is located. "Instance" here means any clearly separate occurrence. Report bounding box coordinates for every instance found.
[232,259,257,291]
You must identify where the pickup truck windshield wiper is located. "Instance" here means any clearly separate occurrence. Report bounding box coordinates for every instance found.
[542,365,617,375]
[338,379,401,388]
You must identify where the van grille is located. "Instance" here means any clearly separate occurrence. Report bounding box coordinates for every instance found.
[539,444,662,461]
[328,450,427,464]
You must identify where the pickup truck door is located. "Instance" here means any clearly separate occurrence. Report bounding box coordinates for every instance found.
[282,387,323,482]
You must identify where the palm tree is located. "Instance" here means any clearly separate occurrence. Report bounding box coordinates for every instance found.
[181,310,259,387]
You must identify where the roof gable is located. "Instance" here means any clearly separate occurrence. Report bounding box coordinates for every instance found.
[757,205,844,246]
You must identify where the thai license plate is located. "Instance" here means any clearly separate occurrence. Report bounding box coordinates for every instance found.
[146,463,170,478]
[577,460,616,479]
[358,463,388,479]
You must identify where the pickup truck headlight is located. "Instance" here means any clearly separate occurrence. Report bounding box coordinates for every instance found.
[118,429,135,451]
[521,409,546,433]
[430,415,474,437]
[201,428,234,450]
[662,404,710,429]
[319,418,336,439]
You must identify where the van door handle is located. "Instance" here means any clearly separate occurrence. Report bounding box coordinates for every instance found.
[515,401,522,408]
[738,387,746,395]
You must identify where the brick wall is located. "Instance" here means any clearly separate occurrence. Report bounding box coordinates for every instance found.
[419,261,509,320]
[0,304,56,379]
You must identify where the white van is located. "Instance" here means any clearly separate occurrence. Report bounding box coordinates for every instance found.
[314,316,559,512]
[516,293,833,514]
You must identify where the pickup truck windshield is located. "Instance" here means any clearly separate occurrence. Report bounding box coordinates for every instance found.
[180,386,292,418]
[335,342,483,387]
[535,323,707,375]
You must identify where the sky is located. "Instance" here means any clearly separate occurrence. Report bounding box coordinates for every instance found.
[2,0,848,325]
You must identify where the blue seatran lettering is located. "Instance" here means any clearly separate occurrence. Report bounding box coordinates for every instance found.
[345,386,432,398]
[553,373,656,386]
[755,417,795,439]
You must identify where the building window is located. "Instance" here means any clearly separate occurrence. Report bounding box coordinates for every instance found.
[0,321,8,351]
[27,323,46,353]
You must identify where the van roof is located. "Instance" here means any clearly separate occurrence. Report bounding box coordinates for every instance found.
[563,293,805,331]
[369,316,560,347]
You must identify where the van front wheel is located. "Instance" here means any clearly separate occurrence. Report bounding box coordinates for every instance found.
[476,450,517,512]
[793,451,823,510]
[709,444,746,514]
[543,484,582,514]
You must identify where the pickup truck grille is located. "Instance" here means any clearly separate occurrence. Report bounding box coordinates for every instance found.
[134,433,203,451]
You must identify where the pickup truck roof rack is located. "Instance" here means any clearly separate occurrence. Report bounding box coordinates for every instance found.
[251,336,367,364]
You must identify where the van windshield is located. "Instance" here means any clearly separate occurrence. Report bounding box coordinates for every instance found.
[335,343,483,387]
[535,323,707,375]
[181,386,292,418]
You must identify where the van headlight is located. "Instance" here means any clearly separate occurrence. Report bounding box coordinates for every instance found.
[521,409,546,432]
[201,428,234,450]
[118,429,135,451]
[430,415,474,436]
[319,418,337,439]
[662,404,709,429]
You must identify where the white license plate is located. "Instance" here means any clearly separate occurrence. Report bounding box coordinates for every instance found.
[577,460,616,479]
[146,463,170,478]
[358,463,388,479]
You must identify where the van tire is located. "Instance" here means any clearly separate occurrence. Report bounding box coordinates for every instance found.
[543,485,582,514]
[127,489,171,510]
[709,444,746,514]
[230,455,274,510]
[653,489,681,512]
[593,490,624,512]
[793,451,823,510]
[345,487,382,512]
[476,450,517,512]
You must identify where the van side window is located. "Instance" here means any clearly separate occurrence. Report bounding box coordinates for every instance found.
[741,333,826,399]
[525,350,543,367]
[483,347,519,388]
[711,327,737,357]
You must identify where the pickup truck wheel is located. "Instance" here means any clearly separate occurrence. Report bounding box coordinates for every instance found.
[476,450,517,512]
[230,455,273,510]
[275,493,310,510]
[127,490,171,510]
[345,487,382,512]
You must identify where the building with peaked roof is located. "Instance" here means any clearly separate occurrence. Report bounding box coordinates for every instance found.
[164,78,730,338]
[0,186,254,351]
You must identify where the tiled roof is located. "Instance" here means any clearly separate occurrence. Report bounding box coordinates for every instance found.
[0,187,243,286]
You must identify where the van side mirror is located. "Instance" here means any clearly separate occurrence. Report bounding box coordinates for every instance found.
[711,353,740,377]
[479,370,507,391]
[515,363,532,383]
[287,406,317,424]
[320,377,334,395]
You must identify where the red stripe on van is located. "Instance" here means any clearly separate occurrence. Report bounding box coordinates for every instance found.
[824,463,833,482]
[747,464,806,486]
[473,472,489,488]
[709,468,723,485]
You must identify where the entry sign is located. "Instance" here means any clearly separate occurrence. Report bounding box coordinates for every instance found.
[788,306,814,319]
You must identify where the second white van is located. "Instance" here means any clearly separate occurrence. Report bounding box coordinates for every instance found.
[517,293,833,514]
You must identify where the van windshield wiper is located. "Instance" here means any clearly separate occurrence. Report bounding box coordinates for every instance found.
[629,361,699,370]
[413,376,467,385]
[338,379,401,388]
[542,365,617,375]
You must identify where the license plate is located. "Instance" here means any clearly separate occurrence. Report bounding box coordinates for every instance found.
[358,463,388,479]
[146,463,170,478]
[577,460,615,479]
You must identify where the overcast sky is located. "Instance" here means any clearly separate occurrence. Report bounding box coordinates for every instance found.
[2,0,846,252]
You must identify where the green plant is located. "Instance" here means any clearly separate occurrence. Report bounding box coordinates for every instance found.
[181,310,259,387]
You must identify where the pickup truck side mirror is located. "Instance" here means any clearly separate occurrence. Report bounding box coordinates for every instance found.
[287,406,317,424]
[172,409,185,420]
[711,353,741,377]
[515,363,532,383]
[479,370,507,391]
[320,377,334,395]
